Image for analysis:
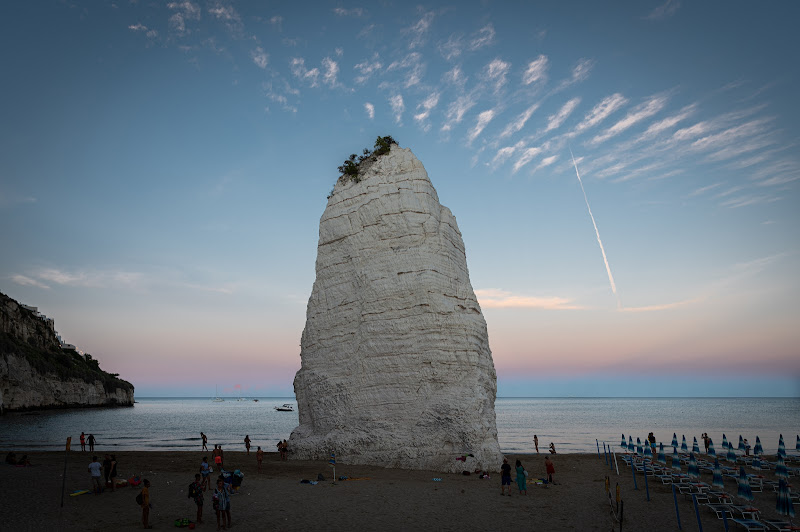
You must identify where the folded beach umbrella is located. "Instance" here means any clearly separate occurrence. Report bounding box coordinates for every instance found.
[776,454,788,481]
[778,434,786,458]
[752,456,762,469]
[722,434,729,449]
[727,444,737,463]
[644,441,653,460]
[688,453,699,479]
[628,436,634,453]
[738,435,745,452]
[637,437,643,455]
[672,446,681,472]
[737,467,754,501]
[796,434,799,453]
[712,459,725,489]
[754,436,763,456]
[776,478,795,519]
[708,438,716,458]
[681,435,688,453]
[658,443,667,465]
[692,437,700,454]
[621,434,627,449]
[672,433,678,448]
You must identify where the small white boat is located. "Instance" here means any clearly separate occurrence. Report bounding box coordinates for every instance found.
[213,385,224,402]
[274,403,294,412]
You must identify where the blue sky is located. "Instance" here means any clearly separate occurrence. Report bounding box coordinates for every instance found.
[1,1,798,397]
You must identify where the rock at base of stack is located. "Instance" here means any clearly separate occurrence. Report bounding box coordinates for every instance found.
[290,145,503,473]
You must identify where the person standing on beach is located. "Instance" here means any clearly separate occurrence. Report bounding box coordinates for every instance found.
[200,457,211,491]
[80,432,86,452]
[140,479,151,529]
[214,477,232,530]
[500,458,512,495]
[244,435,251,455]
[702,433,710,454]
[515,460,527,495]
[545,456,556,485]
[88,433,96,452]
[103,454,112,489]
[190,473,204,525]
[88,455,103,494]
[109,454,118,491]
[534,435,539,454]
[201,432,208,452]
[256,446,263,473]
[213,445,223,470]
[549,442,557,454]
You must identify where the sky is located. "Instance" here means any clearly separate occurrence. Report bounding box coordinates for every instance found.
[1,1,798,398]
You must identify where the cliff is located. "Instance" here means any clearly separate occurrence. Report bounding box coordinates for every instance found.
[290,144,503,472]
[0,292,134,413]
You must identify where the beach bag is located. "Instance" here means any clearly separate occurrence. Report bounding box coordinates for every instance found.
[135,492,143,505]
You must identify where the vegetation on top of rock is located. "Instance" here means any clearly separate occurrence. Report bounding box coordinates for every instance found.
[0,333,134,394]
[336,135,398,185]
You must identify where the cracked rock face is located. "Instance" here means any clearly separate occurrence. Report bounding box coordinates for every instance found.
[289,145,503,472]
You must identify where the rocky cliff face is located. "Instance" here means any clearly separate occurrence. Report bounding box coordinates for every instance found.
[0,292,134,413]
[290,145,503,472]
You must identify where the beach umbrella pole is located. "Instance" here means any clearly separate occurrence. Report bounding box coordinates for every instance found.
[643,459,650,501]
[629,455,638,490]
[721,508,729,532]
[613,450,620,476]
[60,436,71,508]
[597,439,601,459]
[692,494,703,532]
[671,484,682,530]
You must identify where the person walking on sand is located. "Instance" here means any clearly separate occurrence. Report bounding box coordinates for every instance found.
[244,435,251,455]
[140,479,151,529]
[200,456,211,491]
[80,432,86,452]
[545,456,556,485]
[256,446,263,473]
[534,435,539,454]
[88,433,96,452]
[201,432,208,452]
[214,477,232,530]
[88,455,103,494]
[190,473,204,525]
[515,459,527,495]
[500,458,512,496]
[213,445,223,470]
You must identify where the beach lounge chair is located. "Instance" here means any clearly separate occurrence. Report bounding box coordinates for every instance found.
[730,505,761,520]
[706,503,735,519]
[762,519,800,531]
[731,518,767,531]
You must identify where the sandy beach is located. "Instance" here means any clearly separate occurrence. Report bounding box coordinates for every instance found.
[3,449,795,531]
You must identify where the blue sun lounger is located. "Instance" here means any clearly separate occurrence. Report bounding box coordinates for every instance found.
[732,518,767,531]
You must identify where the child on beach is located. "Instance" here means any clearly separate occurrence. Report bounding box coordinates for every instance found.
[545,456,556,485]
[140,479,151,529]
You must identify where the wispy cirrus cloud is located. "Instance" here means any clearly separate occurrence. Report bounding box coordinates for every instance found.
[167,1,201,36]
[512,146,542,173]
[570,93,627,137]
[128,22,158,39]
[413,92,439,131]
[20,268,144,289]
[386,52,425,88]
[687,182,722,197]
[354,53,382,84]
[441,92,479,132]
[633,103,696,142]
[498,104,540,140]
[476,288,582,310]
[484,58,511,93]
[467,109,496,145]
[364,102,375,120]
[404,10,435,50]
[555,58,594,91]
[645,0,680,20]
[522,55,548,85]
[389,94,405,125]
[439,23,496,61]
[11,274,50,289]
[250,47,268,69]
[469,23,495,50]
[289,57,320,87]
[442,65,467,87]
[321,57,339,87]
[590,94,668,145]
[332,7,365,17]
[545,97,581,132]
[620,297,703,313]
[208,1,243,35]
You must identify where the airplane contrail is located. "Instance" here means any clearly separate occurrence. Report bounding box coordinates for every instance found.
[569,148,621,310]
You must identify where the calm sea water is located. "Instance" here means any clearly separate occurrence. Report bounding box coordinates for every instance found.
[0,397,797,455]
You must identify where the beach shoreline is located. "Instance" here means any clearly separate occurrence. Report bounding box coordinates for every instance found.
[5,450,794,531]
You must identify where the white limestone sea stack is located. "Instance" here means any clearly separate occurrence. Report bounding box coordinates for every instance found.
[289,143,503,473]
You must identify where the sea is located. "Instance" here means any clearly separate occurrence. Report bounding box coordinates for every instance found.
[0,397,797,455]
